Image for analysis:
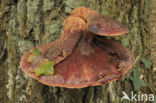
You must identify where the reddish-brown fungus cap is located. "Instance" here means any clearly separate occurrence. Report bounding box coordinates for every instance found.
[71,7,129,36]
[20,39,134,88]
[86,12,129,36]
[20,7,134,88]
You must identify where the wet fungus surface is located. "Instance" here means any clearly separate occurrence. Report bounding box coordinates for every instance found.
[20,7,134,88]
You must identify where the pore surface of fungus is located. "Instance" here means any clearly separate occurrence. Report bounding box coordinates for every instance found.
[20,7,134,88]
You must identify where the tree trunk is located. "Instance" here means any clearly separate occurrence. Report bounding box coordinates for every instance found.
[0,0,155,103]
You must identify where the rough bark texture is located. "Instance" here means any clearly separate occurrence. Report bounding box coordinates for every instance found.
[150,0,156,89]
[0,0,155,103]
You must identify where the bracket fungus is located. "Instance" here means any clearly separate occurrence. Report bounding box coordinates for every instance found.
[20,7,134,88]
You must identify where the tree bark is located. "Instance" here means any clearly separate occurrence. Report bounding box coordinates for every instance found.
[0,0,154,103]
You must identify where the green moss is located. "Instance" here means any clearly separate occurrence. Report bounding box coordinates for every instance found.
[65,7,72,13]
[43,19,62,43]
[43,0,54,12]
[65,0,82,9]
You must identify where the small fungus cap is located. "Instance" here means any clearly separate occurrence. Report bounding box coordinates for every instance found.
[71,7,129,36]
